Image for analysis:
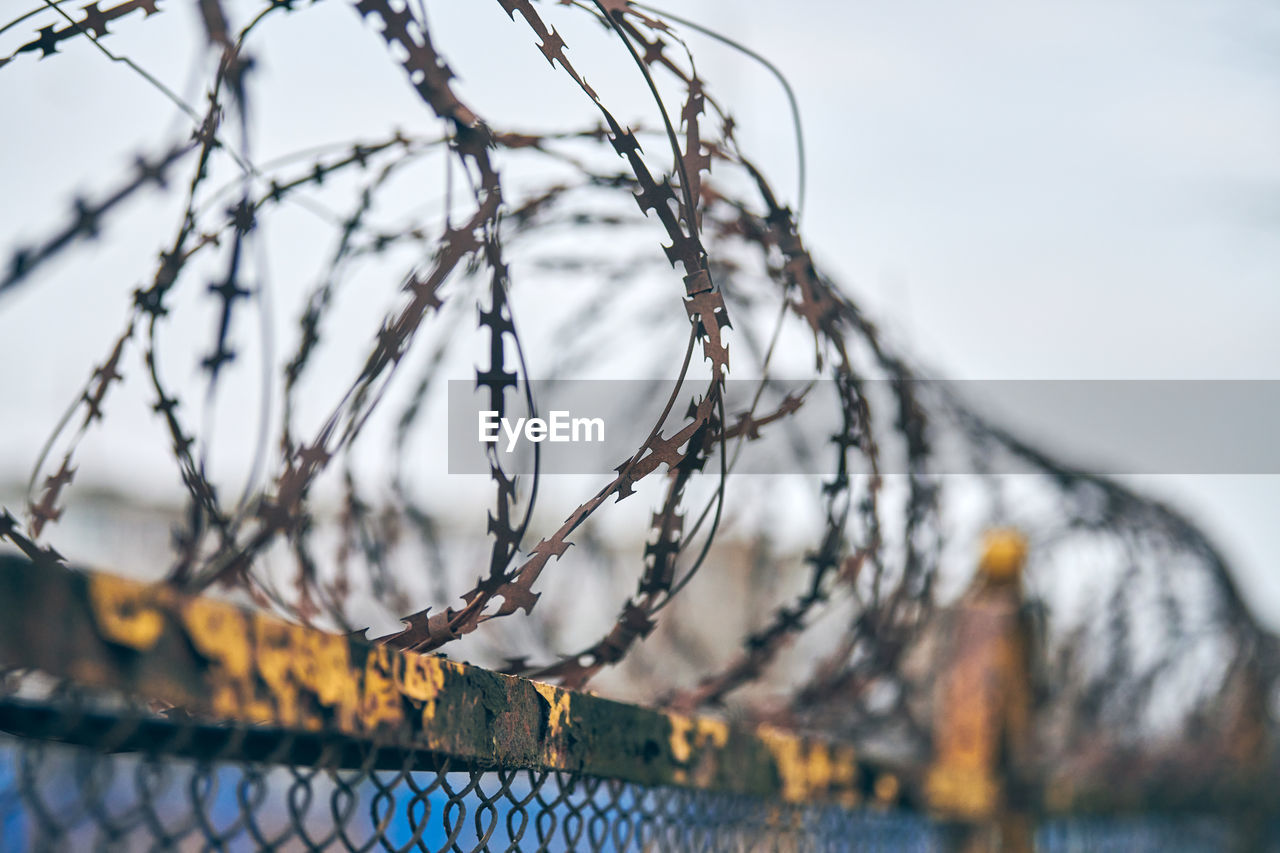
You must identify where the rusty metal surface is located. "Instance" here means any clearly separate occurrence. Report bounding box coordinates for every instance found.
[0,552,910,812]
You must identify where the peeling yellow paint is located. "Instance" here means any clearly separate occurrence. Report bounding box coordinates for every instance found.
[184,598,251,679]
[397,653,447,722]
[925,766,997,818]
[19,560,891,809]
[695,717,729,750]
[298,630,359,729]
[666,712,729,770]
[359,644,404,729]
[182,598,366,729]
[831,745,858,786]
[757,725,807,802]
[534,680,575,767]
[183,597,255,721]
[757,725,860,805]
[805,742,833,792]
[832,745,861,808]
[873,773,900,805]
[689,717,731,787]
[667,713,695,763]
[88,574,165,651]
[254,614,306,727]
[533,681,571,734]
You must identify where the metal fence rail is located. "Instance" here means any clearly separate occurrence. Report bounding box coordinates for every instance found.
[2,552,1276,851]
[0,554,907,803]
[0,553,923,851]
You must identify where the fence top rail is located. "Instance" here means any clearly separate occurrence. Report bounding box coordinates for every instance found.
[0,553,912,812]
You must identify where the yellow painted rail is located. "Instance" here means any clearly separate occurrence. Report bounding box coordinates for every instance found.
[0,553,910,811]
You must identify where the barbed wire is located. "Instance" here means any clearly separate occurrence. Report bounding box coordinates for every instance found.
[1,0,1274,781]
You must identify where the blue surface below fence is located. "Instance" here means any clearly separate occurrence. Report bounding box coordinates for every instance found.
[0,739,1268,851]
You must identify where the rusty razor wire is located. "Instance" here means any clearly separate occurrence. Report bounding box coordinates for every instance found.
[0,0,1277,833]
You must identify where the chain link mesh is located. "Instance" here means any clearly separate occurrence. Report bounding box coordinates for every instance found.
[3,731,1266,851]
[0,732,946,852]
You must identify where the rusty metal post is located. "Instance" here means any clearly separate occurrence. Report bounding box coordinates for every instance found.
[925,529,1035,852]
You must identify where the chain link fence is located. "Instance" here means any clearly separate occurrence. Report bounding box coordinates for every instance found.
[0,554,937,851]
[2,555,1277,851]
[0,729,1258,852]
[0,739,938,851]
